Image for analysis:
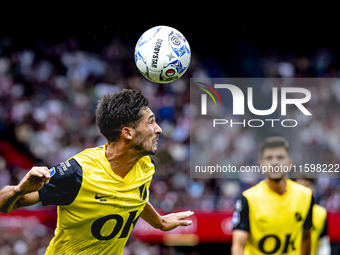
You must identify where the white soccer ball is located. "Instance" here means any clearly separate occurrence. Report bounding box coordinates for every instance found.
[134,25,191,84]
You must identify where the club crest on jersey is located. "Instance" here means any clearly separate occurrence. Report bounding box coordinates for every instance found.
[295,212,302,222]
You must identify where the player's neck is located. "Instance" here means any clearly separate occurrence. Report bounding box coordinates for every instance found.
[105,142,142,179]
[265,178,287,195]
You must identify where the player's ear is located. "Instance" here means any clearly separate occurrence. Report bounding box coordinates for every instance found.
[121,127,133,140]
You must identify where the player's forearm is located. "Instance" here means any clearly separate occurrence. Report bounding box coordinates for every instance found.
[231,244,244,255]
[0,185,25,214]
[141,202,194,231]
[141,201,164,229]
[301,239,311,255]
[301,229,311,255]
[231,230,248,255]
[1,166,50,214]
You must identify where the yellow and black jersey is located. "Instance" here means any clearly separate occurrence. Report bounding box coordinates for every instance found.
[233,179,314,255]
[38,144,155,255]
[311,204,328,255]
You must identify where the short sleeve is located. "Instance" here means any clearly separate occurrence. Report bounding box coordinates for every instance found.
[232,195,250,232]
[303,195,314,229]
[38,158,83,206]
[319,215,328,239]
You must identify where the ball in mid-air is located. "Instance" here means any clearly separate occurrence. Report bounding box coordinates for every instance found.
[134,25,191,84]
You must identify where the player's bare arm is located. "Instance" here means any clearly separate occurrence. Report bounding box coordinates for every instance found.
[0,166,50,214]
[231,230,248,255]
[141,201,194,231]
[301,228,311,255]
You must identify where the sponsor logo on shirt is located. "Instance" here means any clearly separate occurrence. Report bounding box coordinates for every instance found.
[55,161,71,176]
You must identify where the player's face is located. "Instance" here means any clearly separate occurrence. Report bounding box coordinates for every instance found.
[260,146,292,180]
[133,108,162,155]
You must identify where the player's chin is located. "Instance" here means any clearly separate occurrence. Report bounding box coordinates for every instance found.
[145,145,158,155]
[266,172,286,181]
[150,146,158,155]
[149,149,157,155]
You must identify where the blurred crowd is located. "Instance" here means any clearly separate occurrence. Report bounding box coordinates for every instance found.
[0,33,340,254]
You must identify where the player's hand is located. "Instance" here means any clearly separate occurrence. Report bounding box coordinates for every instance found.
[159,210,194,231]
[15,167,51,195]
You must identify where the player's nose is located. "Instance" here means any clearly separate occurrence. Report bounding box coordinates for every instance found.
[155,122,162,135]
[270,158,279,166]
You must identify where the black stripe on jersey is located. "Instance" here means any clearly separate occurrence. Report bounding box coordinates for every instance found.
[303,195,314,229]
[139,184,145,200]
[232,195,250,232]
[38,158,83,206]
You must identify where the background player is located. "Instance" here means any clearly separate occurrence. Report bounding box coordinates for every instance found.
[293,177,331,255]
[0,89,194,254]
[231,136,314,255]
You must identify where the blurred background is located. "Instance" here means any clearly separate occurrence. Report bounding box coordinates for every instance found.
[0,5,340,254]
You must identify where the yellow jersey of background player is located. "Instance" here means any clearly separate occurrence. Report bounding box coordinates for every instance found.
[232,136,314,255]
[294,177,330,255]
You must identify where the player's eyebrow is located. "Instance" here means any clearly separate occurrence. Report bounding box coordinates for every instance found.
[148,114,155,121]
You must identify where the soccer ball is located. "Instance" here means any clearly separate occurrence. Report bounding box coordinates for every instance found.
[134,25,191,84]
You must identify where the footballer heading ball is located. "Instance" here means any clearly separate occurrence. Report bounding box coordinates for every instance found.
[134,25,191,84]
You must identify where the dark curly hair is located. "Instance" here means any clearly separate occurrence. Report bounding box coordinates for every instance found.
[95,89,149,143]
